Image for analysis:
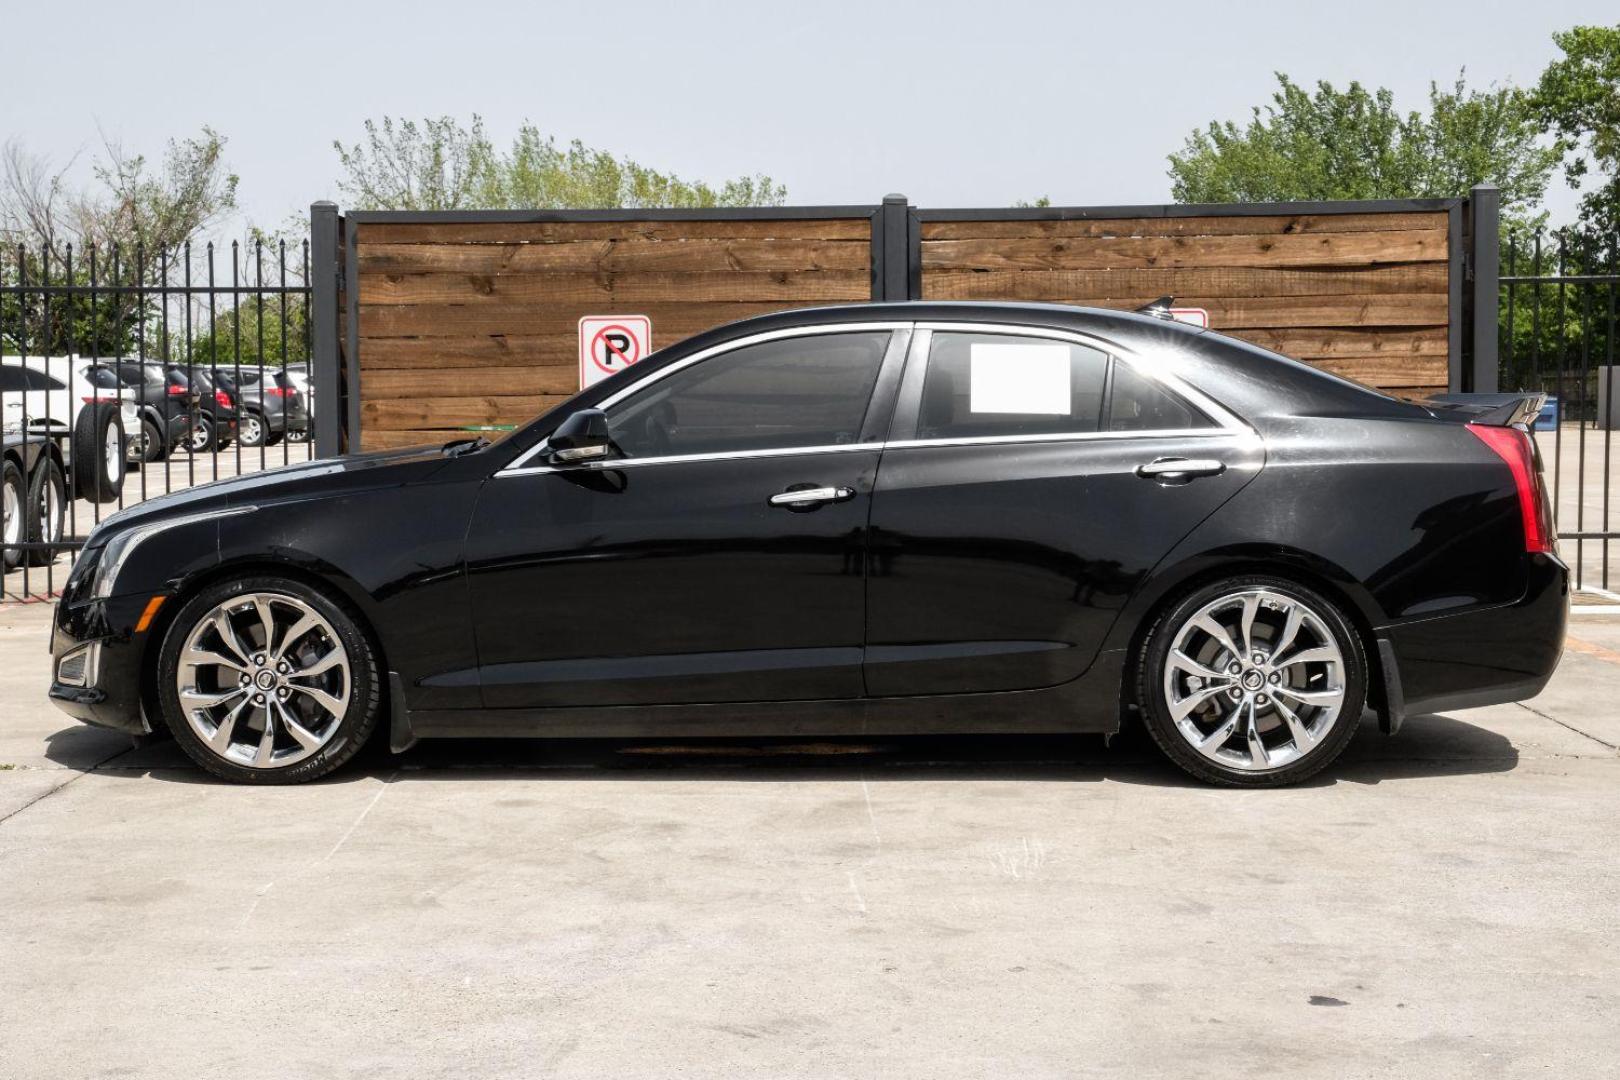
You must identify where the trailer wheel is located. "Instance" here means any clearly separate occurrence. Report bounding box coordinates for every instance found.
[25,456,65,567]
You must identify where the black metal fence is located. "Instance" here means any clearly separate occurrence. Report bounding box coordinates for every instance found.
[1,239,316,600]
[1500,229,1620,595]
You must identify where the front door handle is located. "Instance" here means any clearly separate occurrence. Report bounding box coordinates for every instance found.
[1136,457,1226,481]
[769,485,855,509]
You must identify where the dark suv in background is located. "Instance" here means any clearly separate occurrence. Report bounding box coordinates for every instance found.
[86,362,194,463]
[174,365,306,451]
[216,368,307,448]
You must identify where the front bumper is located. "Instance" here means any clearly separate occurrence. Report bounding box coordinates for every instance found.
[48,592,157,735]
[1378,551,1569,725]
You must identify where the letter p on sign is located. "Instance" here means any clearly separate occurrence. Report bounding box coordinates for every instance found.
[579,315,652,389]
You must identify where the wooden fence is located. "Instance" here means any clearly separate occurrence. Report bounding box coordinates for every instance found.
[313,194,1492,453]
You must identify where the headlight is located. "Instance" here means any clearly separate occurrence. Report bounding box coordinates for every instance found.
[90,506,257,600]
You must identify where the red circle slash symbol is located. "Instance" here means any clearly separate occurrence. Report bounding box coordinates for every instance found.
[591,325,640,375]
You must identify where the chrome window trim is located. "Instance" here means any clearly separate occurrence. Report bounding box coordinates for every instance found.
[909,321,1251,436]
[499,322,911,476]
[497,318,1255,478]
[883,428,1248,452]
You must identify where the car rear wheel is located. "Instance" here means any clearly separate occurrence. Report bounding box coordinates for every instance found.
[1137,576,1366,787]
[157,576,382,784]
[238,411,267,448]
[187,414,217,453]
[1,460,22,571]
[24,456,64,568]
[127,416,163,464]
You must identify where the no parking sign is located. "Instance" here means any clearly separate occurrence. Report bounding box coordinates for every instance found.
[578,315,652,389]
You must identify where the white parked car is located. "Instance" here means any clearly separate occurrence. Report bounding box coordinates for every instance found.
[0,356,134,504]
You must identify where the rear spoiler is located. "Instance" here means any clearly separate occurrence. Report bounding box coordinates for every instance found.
[1421,392,1547,428]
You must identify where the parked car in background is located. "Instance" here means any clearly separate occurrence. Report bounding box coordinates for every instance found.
[1,432,65,572]
[86,361,194,464]
[281,363,313,443]
[1,357,130,503]
[170,366,238,453]
[213,368,307,448]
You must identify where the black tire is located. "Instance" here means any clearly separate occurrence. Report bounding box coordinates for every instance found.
[187,414,218,453]
[157,574,382,785]
[1,460,23,571]
[71,402,125,504]
[128,415,164,465]
[24,456,65,568]
[265,430,285,447]
[1136,574,1367,787]
[237,410,268,448]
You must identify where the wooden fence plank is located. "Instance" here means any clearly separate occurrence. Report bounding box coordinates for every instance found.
[1304,355,1449,385]
[359,269,870,306]
[358,300,824,338]
[919,212,1447,240]
[921,229,1448,271]
[357,238,870,274]
[920,290,1448,328]
[364,393,575,429]
[364,365,582,398]
[1230,326,1450,360]
[913,265,1443,298]
[355,219,872,244]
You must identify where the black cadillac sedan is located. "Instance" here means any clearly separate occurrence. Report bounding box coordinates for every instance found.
[47,302,1567,786]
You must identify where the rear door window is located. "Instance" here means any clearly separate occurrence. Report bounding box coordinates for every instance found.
[1106,363,1215,432]
[915,332,1110,440]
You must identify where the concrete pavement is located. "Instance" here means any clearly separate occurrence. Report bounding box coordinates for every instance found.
[2,601,1618,1079]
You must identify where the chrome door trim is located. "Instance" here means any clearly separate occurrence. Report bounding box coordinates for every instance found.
[499,321,912,476]
[499,440,886,478]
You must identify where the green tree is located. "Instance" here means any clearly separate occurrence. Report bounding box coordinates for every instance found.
[334,116,786,211]
[0,130,239,357]
[1531,24,1620,234]
[1167,73,1560,228]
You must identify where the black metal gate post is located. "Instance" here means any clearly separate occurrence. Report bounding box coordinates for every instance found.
[310,201,343,457]
[1467,184,1501,394]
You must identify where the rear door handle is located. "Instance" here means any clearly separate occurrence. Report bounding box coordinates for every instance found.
[1136,457,1226,481]
[769,485,855,509]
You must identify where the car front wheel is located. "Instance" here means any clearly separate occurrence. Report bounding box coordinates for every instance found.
[1137,576,1366,787]
[157,576,382,784]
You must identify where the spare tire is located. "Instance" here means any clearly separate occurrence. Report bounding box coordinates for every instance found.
[73,402,125,504]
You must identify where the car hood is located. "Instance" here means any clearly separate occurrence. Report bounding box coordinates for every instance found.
[85,444,453,541]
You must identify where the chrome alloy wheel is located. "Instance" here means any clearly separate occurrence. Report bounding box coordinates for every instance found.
[1161,588,1347,772]
[176,591,351,768]
[104,422,124,481]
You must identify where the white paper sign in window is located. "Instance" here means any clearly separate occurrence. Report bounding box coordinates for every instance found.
[969,343,1071,415]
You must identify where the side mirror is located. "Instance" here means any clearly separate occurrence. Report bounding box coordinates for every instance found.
[547,408,613,463]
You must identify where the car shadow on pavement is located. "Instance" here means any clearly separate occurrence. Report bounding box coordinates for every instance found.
[42,710,1517,788]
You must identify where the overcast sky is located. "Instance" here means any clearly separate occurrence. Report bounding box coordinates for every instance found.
[4,0,1614,233]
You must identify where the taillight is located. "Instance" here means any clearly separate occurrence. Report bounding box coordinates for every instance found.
[265,386,291,398]
[80,395,119,405]
[167,384,188,396]
[1469,424,1554,554]
[215,390,233,408]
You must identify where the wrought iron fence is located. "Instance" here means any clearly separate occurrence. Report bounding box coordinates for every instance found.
[1,238,316,600]
[1501,229,1620,596]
